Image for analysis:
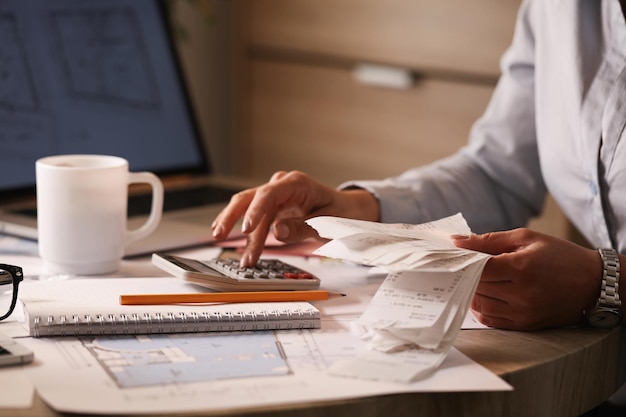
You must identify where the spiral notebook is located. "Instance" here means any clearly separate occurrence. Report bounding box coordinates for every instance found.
[18,278,321,337]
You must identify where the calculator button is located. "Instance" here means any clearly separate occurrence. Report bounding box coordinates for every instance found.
[236,270,254,279]
[269,271,283,279]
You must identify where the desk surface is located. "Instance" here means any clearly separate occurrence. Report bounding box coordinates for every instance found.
[2,326,624,417]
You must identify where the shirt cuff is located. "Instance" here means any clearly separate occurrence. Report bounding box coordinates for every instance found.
[339,180,423,224]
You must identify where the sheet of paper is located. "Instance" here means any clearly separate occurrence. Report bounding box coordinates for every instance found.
[329,346,449,383]
[0,365,35,408]
[307,214,488,272]
[463,311,491,329]
[19,320,510,415]
[307,213,472,243]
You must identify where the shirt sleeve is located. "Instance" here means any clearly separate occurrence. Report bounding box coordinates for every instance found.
[341,0,546,234]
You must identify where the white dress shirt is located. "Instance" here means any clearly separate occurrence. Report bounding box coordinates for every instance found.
[344,0,626,252]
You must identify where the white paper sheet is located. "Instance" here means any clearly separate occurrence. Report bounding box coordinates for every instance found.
[0,365,35,408]
[19,320,510,415]
[307,214,488,272]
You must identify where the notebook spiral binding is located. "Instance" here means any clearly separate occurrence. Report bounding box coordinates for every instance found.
[30,308,321,337]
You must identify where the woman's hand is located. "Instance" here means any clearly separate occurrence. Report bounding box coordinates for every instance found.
[453,229,602,330]
[212,171,379,267]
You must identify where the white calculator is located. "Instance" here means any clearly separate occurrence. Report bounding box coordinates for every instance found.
[152,253,321,291]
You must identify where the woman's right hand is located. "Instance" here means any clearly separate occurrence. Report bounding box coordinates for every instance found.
[211,171,379,267]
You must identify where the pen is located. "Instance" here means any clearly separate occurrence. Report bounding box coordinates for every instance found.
[119,290,346,305]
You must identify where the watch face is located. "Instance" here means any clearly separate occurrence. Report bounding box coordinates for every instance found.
[587,310,622,328]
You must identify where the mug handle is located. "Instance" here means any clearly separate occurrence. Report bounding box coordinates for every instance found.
[125,172,164,245]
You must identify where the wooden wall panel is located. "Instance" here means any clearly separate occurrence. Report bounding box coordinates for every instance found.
[249,0,520,77]
[249,60,493,185]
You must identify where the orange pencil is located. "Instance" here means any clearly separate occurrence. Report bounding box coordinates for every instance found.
[119,290,345,305]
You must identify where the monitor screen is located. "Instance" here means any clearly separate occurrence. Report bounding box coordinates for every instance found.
[0,0,208,194]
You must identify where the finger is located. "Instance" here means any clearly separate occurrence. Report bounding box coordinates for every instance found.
[472,284,543,330]
[478,256,519,283]
[241,172,301,234]
[212,189,256,239]
[452,229,530,255]
[240,208,277,267]
[453,231,530,283]
[470,306,517,329]
[269,170,289,183]
[272,218,321,243]
[240,231,267,268]
[471,291,522,329]
[472,284,511,316]
[274,206,305,222]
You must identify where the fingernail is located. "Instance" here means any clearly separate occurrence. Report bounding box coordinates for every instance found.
[274,223,289,240]
[212,223,224,238]
[451,234,470,240]
[239,253,251,268]
[242,217,252,233]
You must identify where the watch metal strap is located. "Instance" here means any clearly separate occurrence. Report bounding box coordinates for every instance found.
[598,248,621,307]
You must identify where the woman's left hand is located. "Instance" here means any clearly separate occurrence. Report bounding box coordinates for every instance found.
[452,229,602,330]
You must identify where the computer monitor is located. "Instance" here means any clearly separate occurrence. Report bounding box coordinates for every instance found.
[0,0,209,198]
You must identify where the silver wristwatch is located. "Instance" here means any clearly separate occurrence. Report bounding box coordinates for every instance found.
[584,248,623,328]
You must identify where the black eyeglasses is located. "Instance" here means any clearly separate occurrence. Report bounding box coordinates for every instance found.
[0,264,23,321]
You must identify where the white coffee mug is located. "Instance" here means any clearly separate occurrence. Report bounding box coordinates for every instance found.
[36,154,164,275]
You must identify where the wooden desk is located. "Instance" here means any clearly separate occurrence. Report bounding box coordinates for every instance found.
[3,327,623,417]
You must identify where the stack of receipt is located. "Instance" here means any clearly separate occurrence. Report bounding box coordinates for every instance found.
[306,213,491,383]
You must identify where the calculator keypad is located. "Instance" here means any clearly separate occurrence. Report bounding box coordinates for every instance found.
[203,258,317,282]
